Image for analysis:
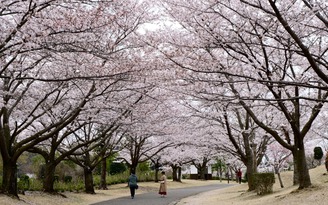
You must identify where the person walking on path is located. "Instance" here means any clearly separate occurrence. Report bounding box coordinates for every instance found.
[159,171,167,197]
[128,170,138,199]
[237,169,242,184]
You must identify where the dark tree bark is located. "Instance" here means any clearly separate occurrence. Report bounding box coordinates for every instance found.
[43,163,57,193]
[193,157,210,180]
[150,158,162,182]
[178,167,182,181]
[245,142,257,191]
[171,164,179,181]
[99,158,108,190]
[293,144,311,189]
[275,165,284,188]
[1,160,18,197]
[84,167,95,194]
[155,169,160,182]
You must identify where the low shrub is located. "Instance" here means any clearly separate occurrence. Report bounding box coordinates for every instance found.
[64,176,73,183]
[18,175,30,191]
[252,173,275,195]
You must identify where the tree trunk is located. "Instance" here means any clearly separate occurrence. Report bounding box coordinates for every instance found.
[294,145,311,189]
[177,167,182,182]
[43,163,56,193]
[172,165,178,181]
[219,166,223,182]
[84,167,95,194]
[245,145,257,191]
[293,158,299,185]
[155,168,159,182]
[277,172,284,188]
[199,166,206,180]
[99,158,108,190]
[2,160,18,198]
[274,166,284,188]
[246,162,256,191]
[130,164,137,174]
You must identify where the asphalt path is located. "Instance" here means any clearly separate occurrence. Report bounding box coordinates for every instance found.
[91,183,235,205]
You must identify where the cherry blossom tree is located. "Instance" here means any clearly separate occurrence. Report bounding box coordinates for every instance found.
[222,107,271,189]
[67,122,126,194]
[169,113,221,180]
[0,77,95,197]
[110,72,202,176]
[27,120,92,193]
[0,0,154,197]
[158,144,194,182]
[167,86,271,189]
[122,133,175,175]
[157,0,328,189]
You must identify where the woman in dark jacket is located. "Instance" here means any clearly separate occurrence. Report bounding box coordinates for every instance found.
[128,170,138,199]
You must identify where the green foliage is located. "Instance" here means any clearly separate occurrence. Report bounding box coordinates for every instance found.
[252,173,275,195]
[28,178,43,191]
[38,164,46,179]
[211,158,226,172]
[137,161,151,172]
[64,176,73,183]
[18,175,30,191]
[56,160,80,180]
[1,168,155,192]
[54,175,59,182]
[18,177,86,192]
[94,154,118,175]
[54,178,85,192]
[109,162,127,175]
[31,154,46,176]
[94,171,128,186]
[314,147,324,160]
[93,170,155,187]
[63,160,77,168]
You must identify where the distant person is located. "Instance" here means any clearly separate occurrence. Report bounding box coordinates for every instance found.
[128,170,138,199]
[237,169,242,184]
[226,171,230,183]
[159,171,167,197]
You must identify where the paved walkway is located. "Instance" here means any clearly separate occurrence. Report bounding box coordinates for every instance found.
[91,183,235,205]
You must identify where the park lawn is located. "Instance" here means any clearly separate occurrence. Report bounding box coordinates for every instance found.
[177,165,328,205]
